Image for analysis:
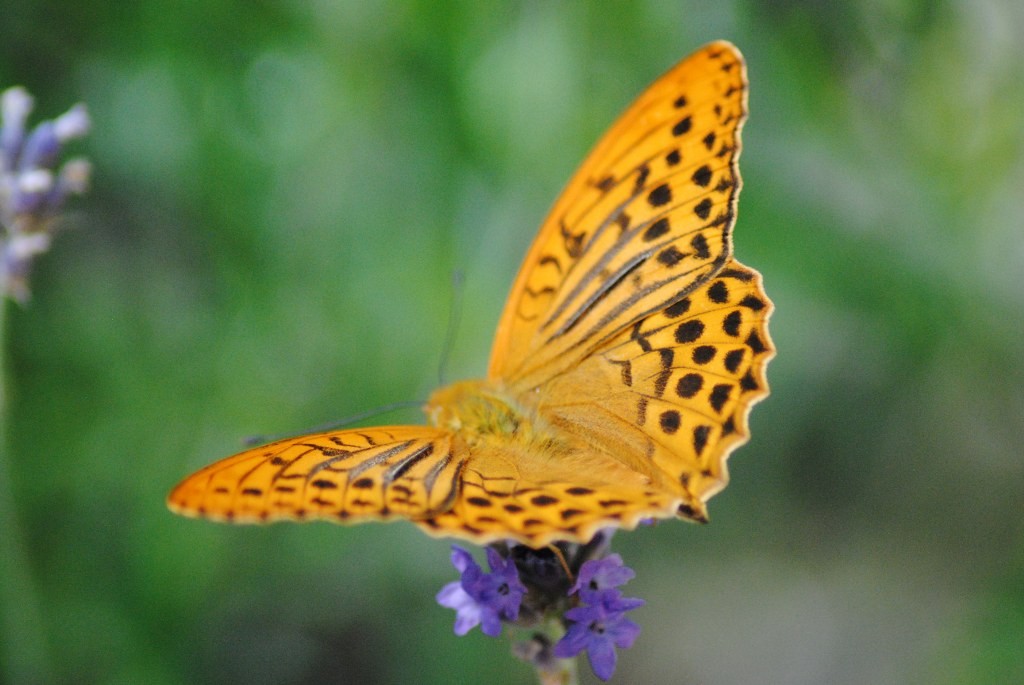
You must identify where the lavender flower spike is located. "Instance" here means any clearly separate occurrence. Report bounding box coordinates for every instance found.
[0,85,91,302]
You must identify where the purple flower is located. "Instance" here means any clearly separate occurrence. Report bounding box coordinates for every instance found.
[1,85,91,302]
[569,554,635,599]
[554,590,644,681]
[436,545,526,638]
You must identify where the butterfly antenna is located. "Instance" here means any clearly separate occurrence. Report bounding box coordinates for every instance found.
[437,269,465,386]
[242,400,423,446]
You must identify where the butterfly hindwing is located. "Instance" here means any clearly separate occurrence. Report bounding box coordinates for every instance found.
[417,473,683,548]
[539,259,773,507]
[414,428,687,546]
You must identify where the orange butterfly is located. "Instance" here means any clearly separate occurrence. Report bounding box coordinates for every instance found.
[168,41,774,548]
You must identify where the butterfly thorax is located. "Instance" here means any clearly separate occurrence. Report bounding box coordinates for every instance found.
[425,379,541,444]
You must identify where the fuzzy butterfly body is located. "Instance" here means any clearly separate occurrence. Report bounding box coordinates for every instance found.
[168,41,774,548]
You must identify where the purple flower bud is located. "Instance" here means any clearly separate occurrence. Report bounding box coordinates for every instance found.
[53,104,90,142]
[18,121,61,172]
[1,86,33,168]
[11,169,53,215]
[9,103,88,173]
[44,159,91,212]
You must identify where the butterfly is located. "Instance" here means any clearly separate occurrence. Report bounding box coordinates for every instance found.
[168,41,774,548]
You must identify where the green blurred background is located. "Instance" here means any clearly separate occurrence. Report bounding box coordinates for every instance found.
[2,1,1022,683]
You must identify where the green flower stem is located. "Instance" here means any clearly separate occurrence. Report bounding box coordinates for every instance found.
[0,299,53,683]
[535,657,578,685]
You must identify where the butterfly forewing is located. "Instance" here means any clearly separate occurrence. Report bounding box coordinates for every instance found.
[168,427,460,523]
[489,42,748,391]
[169,422,691,546]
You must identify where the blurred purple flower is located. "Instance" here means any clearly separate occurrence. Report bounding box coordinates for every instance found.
[436,545,526,638]
[1,85,90,302]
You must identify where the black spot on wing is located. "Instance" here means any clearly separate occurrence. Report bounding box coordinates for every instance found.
[740,295,766,311]
[657,246,686,267]
[692,345,716,364]
[690,234,710,259]
[723,311,742,336]
[531,495,559,506]
[694,198,713,220]
[672,116,692,136]
[633,164,651,195]
[675,320,705,344]
[660,410,681,434]
[709,384,733,413]
[648,183,672,207]
[693,425,711,456]
[664,297,690,318]
[718,267,754,281]
[707,280,729,304]
[746,331,768,354]
[723,349,745,373]
[642,217,670,242]
[676,373,703,398]
[722,416,736,436]
[691,165,712,187]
